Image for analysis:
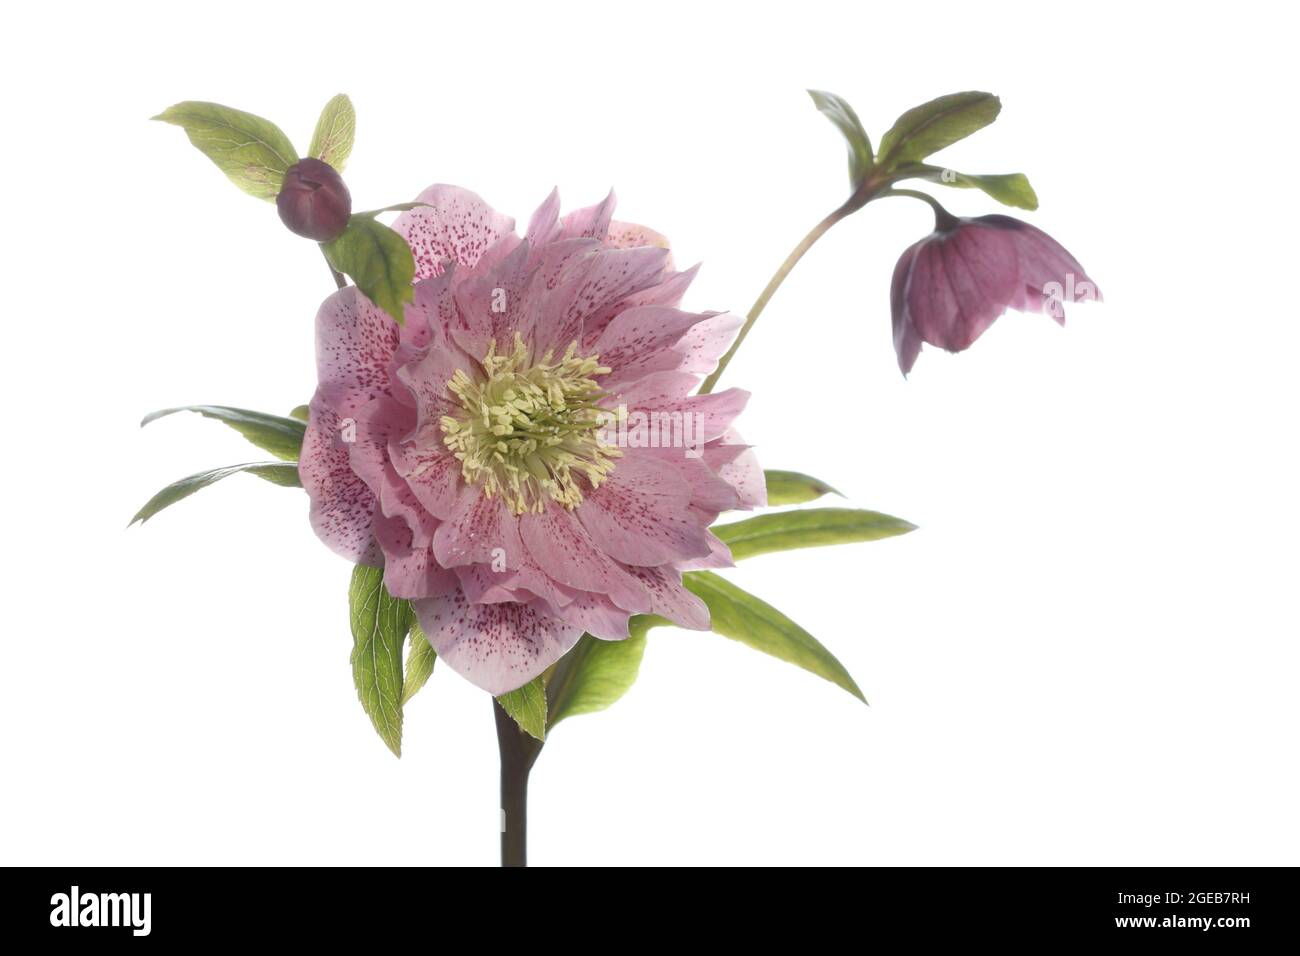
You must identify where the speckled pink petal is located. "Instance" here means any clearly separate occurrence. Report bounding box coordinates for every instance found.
[300,397,381,565]
[524,187,562,250]
[609,384,751,444]
[432,486,526,570]
[605,219,675,270]
[535,245,671,355]
[315,287,401,417]
[389,441,461,521]
[678,531,736,571]
[557,190,616,241]
[544,587,631,640]
[594,306,725,387]
[452,239,542,358]
[412,594,584,695]
[702,430,766,509]
[518,506,651,613]
[620,563,710,630]
[581,263,700,349]
[392,184,516,281]
[670,311,744,377]
[374,510,459,600]
[576,454,708,566]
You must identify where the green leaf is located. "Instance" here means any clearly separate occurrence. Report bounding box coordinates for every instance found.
[349,565,412,757]
[546,627,649,730]
[497,678,548,741]
[808,89,874,185]
[896,164,1038,210]
[352,202,429,218]
[876,92,1001,170]
[400,620,436,706]
[683,572,864,701]
[130,461,300,525]
[288,405,310,423]
[307,93,355,172]
[153,101,299,201]
[141,405,306,462]
[322,216,416,324]
[712,507,916,561]
[764,469,841,506]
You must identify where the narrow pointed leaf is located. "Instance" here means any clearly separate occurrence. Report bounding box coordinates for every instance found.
[808,89,874,185]
[353,202,429,218]
[764,469,841,506]
[322,216,416,324]
[153,101,299,200]
[897,163,1038,210]
[349,565,411,757]
[683,571,864,701]
[142,405,306,461]
[877,92,1001,169]
[130,461,300,525]
[308,94,355,172]
[400,620,436,706]
[712,507,916,561]
[546,627,650,730]
[497,678,548,740]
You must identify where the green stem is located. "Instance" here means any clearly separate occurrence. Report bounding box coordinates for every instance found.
[881,188,958,230]
[698,202,854,395]
[321,246,347,290]
[494,698,543,867]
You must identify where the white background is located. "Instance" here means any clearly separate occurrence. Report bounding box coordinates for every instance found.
[2,1,1296,866]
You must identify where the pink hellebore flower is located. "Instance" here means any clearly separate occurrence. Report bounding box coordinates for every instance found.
[890,213,1101,375]
[300,186,764,693]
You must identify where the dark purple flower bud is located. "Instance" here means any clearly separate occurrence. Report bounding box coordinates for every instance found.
[890,214,1101,375]
[276,158,352,241]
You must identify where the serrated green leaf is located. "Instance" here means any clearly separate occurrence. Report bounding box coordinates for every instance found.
[153,101,299,201]
[130,461,300,525]
[808,89,874,185]
[712,507,916,561]
[349,565,411,757]
[896,164,1038,210]
[684,571,864,701]
[546,627,650,730]
[764,469,841,506]
[497,678,548,740]
[288,405,310,423]
[322,216,416,324]
[400,619,435,706]
[877,92,1001,170]
[308,94,355,172]
[141,405,306,461]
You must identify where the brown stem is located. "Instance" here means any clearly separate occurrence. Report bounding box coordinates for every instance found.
[494,698,544,867]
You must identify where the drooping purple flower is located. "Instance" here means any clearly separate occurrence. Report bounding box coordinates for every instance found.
[277,158,352,241]
[299,185,763,693]
[890,213,1100,374]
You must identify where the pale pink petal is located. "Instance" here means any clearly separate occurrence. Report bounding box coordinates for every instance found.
[678,531,736,571]
[674,311,745,376]
[593,306,724,387]
[412,594,583,694]
[702,429,766,509]
[605,219,675,270]
[534,245,671,355]
[544,588,631,640]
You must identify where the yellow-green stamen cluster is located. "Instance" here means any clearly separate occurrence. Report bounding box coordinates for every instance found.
[441,334,620,514]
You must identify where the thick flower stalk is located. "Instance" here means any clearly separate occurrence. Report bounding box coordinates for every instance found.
[300,186,764,693]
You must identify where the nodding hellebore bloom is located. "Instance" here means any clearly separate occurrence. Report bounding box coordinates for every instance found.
[300,186,763,693]
[277,157,352,241]
[890,211,1101,375]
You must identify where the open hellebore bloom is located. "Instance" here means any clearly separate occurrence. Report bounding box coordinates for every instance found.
[890,213,1101,374]
[300,186,764,693]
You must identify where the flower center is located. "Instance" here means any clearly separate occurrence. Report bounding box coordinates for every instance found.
[441,334,620,515]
